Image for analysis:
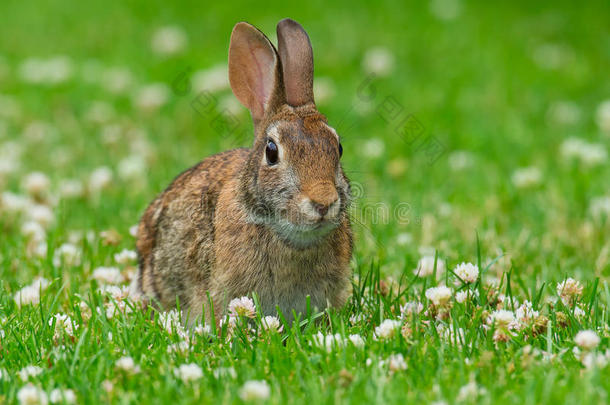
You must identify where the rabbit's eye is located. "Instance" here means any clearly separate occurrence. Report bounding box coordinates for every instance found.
[339,142,343,157]
[266,140,279,165]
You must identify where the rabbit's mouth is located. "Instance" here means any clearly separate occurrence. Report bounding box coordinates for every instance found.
[271,217,340,248]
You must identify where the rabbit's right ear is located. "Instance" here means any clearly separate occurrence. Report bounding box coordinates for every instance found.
[229,22,284,124]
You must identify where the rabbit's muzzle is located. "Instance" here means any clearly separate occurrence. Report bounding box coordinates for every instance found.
[299,180,340,221]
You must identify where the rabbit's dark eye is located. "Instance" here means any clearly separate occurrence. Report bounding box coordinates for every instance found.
[266,140,279,165]
[339,142,343,157]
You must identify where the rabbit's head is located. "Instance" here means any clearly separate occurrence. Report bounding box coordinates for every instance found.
[229,19,350,248]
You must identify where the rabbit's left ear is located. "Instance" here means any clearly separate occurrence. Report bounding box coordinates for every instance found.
[276,18,315,107]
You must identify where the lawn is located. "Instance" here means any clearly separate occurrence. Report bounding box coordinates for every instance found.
[1,0,610,403]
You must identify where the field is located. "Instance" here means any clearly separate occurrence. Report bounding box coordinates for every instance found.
[1,0,610,403]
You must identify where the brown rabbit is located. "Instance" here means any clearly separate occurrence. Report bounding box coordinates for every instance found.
[134,18,352,324]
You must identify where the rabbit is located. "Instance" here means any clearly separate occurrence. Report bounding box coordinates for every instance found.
[133,18,353,325]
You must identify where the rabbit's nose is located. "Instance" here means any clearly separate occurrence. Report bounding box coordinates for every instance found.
[303,181,338,217]
[308,189,339,217]
[312,201,331,216]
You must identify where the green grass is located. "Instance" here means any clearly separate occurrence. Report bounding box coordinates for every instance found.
[1,0,610,403]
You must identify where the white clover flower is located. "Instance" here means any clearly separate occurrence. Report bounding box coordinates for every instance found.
[455,289,479,304]
[456,377,486,402]
[574,330,600,351]
[101,286,133,319]
[194,323,211,336]
[21,221,46,242]
[88,166,113,193]
[49,388,76,404]
[438,324,466,345]
[78,300,92,321]
[92,266,124,284]
[115,356,140,374]
[212,367,237,379]
[101,379,114,393]
[590,196,610,222]
[133,83,170,112]
[511,167,542,189]
[596,100,610,133]
[102,67,133,95]
[448,151,474,171]
[546,100,581,126]
[174,363,203,383]
[19,56,73,85]
[0,153,20,181]
[374,319,401,340]
[348,334,365,349]
[312,332,345,352]
[26,121,55,144]
[362,46,395,76]
[514,300,539,330]
[573,305,586,318]
[22,172,50,198]
[556,277,583,305]
[18,365,44,381]
[113,249,137,265]
[129,225,139,237]
[396,232,413,246]
[261,316,282,333]
[349,313,365,324]
[58,179,84,199]
[429,0,462,21]
[98,284,129,301]
[425,286,452,306]
[228,296,256,319]
[531,43,571,70]
[84,101,115,124]
[17,383,48,405]
[239,380,270,401]
[490,310,515,329]
[118,155,146,181]
[401,301,424,317]
[26,204,54,229]
[45,56,74,84]
[581,352,609,370]
[362,138,385,159]
[14,278,50,308]
[48,313,77,338]
[52,243,81,267]
[454,262,479,284]
[167,340,191,354]
[191,64,230,93]
[496,294,519,309]
[1,192,32,214]
[413,255,445,277]
[99,124,121,146]
[151,26,188,56]
[387,353,407,372]
[560,137,608,167]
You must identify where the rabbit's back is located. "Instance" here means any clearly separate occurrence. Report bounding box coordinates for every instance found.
[135,148,249,310]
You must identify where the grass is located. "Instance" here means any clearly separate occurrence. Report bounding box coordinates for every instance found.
[1,0,610,403]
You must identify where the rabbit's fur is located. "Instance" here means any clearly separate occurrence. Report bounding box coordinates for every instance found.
[134,19,352,324]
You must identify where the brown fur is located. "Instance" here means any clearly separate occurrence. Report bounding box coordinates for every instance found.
[134,19,353,324]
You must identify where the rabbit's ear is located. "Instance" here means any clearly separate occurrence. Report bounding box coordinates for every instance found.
[276,18,314,107]
[229,22,284,123]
